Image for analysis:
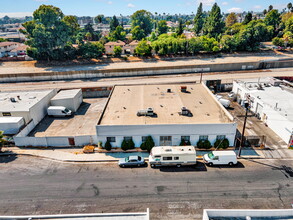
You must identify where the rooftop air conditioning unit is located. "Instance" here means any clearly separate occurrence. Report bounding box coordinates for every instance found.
[181,107,191,116]
[181,86,187,93]
[10,97,16,102]
[137,107,154,116]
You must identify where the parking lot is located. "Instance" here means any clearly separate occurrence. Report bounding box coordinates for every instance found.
[29,98,107,137]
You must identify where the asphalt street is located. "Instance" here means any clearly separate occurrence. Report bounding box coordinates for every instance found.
[0,155,293,220]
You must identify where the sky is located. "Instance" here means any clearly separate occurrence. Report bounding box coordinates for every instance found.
[0,0,290,18]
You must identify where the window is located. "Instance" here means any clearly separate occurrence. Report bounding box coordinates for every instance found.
[142,136,148,142]
[107,137,116,142]
[162,157,172,161]
[2,112,11,116]
[199,135,208,141]
[124,136,132,141]
[181,136,190,142]
[160,136,172,141]
[174,157,179,160]
[216,135,226,140]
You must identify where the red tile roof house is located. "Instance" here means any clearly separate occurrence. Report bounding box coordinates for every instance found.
[104,40,126,55]
[0,42,20,57]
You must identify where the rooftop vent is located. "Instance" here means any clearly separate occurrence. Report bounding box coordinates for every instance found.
[10,97,16,103]
[181,86,187,93]
[137,107,154,116]
[167,88,171,93]
[180,107,193,117]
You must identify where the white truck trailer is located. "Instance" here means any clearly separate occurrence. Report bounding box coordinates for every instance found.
[149,146,197,168]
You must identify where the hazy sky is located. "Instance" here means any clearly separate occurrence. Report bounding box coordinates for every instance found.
[0,0,290,18]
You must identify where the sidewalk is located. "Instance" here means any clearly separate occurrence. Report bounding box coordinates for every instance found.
[0,147,278,163]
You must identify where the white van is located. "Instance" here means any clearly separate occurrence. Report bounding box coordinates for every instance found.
[203,151,237,166]
[149,146,197,168]
[47,106,72,117]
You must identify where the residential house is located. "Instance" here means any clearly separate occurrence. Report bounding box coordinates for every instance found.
[0,42,20,57]
[104,40,126,55]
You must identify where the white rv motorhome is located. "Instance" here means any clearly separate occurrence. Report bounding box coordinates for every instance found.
[149,146,197,168]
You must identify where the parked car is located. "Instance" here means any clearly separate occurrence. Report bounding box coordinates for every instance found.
[118,156,146,168]
[203,151,237,166]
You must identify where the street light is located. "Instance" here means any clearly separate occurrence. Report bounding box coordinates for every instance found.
[238,101,249,157]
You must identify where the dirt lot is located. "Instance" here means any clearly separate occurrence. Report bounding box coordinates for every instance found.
[29,98,107,137]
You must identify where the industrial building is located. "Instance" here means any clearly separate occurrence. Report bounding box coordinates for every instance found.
[50,89,83,112]
[0,90,57,134]
[96,84,237,148]
[232,77,293,144]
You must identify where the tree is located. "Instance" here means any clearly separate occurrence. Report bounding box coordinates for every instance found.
[243,12,252,25]
[288,3,293,12]
[23,5,77,61]
[0,38,7,42]
[131,10,153,38]
[104,140,112,151]
[78,42,104,59]
[140,136,155,152]
[203,3,225,38]
[176,19,184,36]
[113,46,122,57]
[220,35,237,52]
[134,40,152,56]
[0,131,6,152]
[272,37,285,46]
[264,9,281,28]
[95,14,104,24]
[194,2,204,35]
[263,9,267,16]
[157,20,168,35]
[214,138,229,149]
[226,12,237,27]
[268,5,274,12]
[110,15,119,32]
[197,139,212,149]
[131,26,145,40]
[285,16,293,32]
[108,25,126,41]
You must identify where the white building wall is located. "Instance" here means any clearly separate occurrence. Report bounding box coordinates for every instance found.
[232,81,293,143]
[29,89,57,125]
[96,123,237,148]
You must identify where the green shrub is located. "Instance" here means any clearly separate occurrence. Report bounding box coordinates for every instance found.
[121,140,128,151]
[214,138,229,149]
[197,139,212,149]
[145,136,155,152]
[104,141,112,151]
[128,139,135,149]
[140,142,147,150]
[121,139,135,151]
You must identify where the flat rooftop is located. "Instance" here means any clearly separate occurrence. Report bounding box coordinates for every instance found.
[236,78,293,122]
[99,84,232,125]
[0,90,54,112]
[30,98,107,137]
[51,89,81,100]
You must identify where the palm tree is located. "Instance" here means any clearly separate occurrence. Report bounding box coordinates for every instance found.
[288,3,292,12]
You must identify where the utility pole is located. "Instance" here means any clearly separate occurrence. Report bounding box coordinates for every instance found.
[199,71,203,84]
[238,102,249,157]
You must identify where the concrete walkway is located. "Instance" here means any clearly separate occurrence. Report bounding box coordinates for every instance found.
[1,146,289,163]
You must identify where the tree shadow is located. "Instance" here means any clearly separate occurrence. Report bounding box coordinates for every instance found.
[0,152,18,163]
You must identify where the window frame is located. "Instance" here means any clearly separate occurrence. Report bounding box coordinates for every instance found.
[106,137,116,143]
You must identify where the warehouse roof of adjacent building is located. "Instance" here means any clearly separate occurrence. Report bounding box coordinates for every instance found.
[99,84,233,125]
[235,78,293,122]
[51,89,81,100]
[0,90,54,112]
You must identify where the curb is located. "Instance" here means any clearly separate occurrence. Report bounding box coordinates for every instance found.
[1,151,267,163]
